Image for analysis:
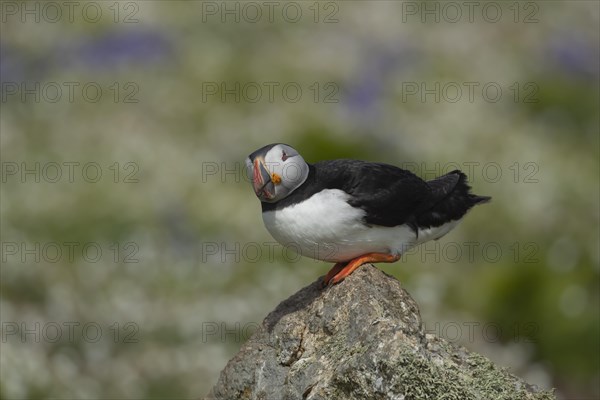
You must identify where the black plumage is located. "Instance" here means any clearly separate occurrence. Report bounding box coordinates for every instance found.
[261,160,490,233]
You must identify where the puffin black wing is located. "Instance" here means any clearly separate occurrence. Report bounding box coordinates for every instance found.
[320,161,490,231]
[321,160,433,228]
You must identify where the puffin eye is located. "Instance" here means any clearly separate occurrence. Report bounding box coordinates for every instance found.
[281,151,288,161]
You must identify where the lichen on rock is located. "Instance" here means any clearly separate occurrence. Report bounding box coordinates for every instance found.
[208,264,555,400]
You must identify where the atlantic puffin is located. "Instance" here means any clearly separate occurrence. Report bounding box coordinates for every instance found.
[246,143,491,286]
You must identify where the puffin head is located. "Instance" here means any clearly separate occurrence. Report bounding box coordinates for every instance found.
[246,143,309,203]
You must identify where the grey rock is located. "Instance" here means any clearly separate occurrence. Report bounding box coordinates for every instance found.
[208,264,555,400]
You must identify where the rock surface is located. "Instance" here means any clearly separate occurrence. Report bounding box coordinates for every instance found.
[208,265,555,400]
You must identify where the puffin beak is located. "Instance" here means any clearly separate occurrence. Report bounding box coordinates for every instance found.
[253,157,275,200]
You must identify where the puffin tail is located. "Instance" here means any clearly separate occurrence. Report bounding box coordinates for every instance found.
[416,170,491,228]
[428,169,491,205]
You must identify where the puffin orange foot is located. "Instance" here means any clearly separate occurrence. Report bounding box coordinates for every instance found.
[324,253,401,287]
[321,261,347,288]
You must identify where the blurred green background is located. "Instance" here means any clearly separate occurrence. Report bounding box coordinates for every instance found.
[1,1,598,399]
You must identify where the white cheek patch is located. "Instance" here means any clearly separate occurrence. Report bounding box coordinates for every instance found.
[281,163,302,185]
